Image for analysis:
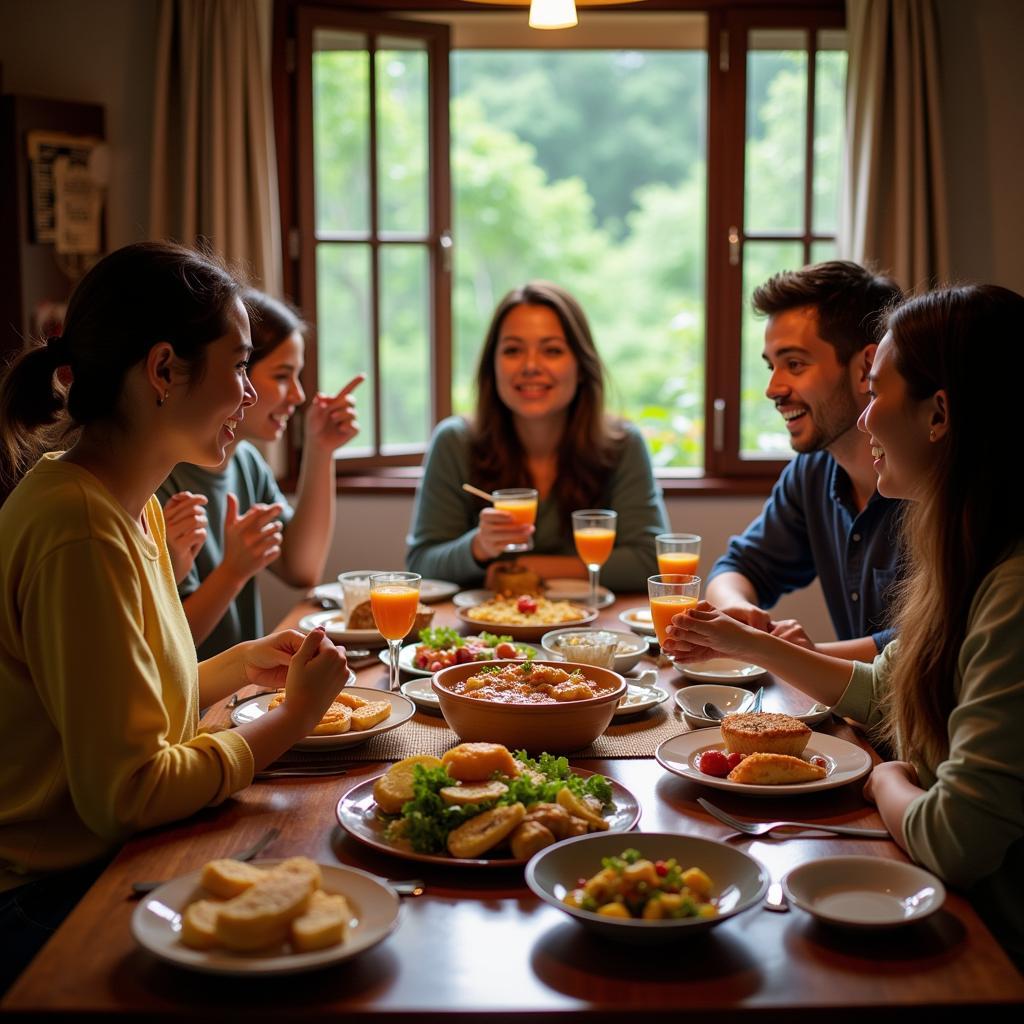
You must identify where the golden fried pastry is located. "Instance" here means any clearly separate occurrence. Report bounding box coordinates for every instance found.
[334,690,368,710]
[509,820,556,860]
[441,742,520,782]
[214,874,314,952]
[726,752,826,785]
[373,754,444,814]
[446,802,526,858]
[312,702,352,735]
[350,700,391,731]
[439,780,509,806]
[270,856,322,890]
[720,711,811,757]
[290,889,352,952]
[200,858,267,898]
[180,898,223,950]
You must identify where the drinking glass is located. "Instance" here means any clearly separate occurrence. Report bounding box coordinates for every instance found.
[655,533,702,577]
[571,509,618,609]
[647,573,702,647]
[492,487,539,552]
[338,569,384,623]
[370,572,422,692]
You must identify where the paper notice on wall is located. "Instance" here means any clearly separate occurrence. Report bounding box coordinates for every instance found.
[53,156,102,254]
[26,131,101,244]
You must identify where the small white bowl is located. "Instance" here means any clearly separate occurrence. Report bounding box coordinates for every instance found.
[674,683,754,729]
[541,627,648,674]
[783,856,946,929]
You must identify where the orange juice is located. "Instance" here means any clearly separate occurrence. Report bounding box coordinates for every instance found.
[574,527,616,567]
[649,595,698,645]
[493,497,538,526]
[370,585,420,640]
[657,552,699,576]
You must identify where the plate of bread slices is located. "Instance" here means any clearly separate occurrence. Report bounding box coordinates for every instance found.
[230,685,415,750]
[131,856,400,975]
[655,711,872,796]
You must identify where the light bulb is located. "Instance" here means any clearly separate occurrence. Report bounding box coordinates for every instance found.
[529,0,578,31]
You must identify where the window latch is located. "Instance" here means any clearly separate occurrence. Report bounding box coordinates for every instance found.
[713,398,726,452]
[439,230,453,273]
[728,226,740,266]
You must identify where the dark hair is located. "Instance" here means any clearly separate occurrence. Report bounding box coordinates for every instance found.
[0,241,242,490]
[752,260,903,363]
[880,284,1024,766]
[242,288,307,365]
[469,281,624,524]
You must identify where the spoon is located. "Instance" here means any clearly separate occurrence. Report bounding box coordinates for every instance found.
[703,686,764,721]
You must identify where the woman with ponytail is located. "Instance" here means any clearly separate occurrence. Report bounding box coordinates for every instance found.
[0,242,349,990]
[663,285,1024,966]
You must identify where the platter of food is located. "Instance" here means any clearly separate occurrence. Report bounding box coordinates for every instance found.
[336,742,641,867]
[655,713,872,796]
[617,607,656,637]
[297,610,385,647]
[230,685,414,751]
[457,594,597,641]
[131,858,400,976]
[382,626,538,678]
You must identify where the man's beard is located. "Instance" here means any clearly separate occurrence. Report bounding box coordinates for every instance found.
[787,379,861,454]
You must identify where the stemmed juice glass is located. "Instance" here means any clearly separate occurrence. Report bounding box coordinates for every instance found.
[647,573,702,648]
[492,488,538,553]
[655,533,702,577]
[571,509,617,609]
[370,572,422,692]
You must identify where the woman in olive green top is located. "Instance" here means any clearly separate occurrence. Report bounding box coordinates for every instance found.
[664,285,1024,967]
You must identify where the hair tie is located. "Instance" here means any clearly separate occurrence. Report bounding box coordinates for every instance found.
[45,335,71,366]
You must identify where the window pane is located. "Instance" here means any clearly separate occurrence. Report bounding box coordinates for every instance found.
[313,31,369,234]
[810,238,837,264]
[379,244,430,450]
[745,31,808,234]
[316,243,374,456]
[739,240,804,458]
[812,45,847,234]
[451,48,707,469]
[377,38,428,235]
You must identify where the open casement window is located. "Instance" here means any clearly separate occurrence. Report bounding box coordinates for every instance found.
[289,8,451,472]
[706,6,847,478]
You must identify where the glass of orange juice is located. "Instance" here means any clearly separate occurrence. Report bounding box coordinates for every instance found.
[571,508,618,609]
[647,573,702,647]
[369,571,422,692]
[492,488,538,552]
[655,533,702,577]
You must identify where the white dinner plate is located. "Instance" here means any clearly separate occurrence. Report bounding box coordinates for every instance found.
[676,658,767,683]
[131,860,400,976]
[618,607,656,637]
[297,610,386,648]
[230,685,414,750]
[542,578,615,609]
[452,588,495,609]
[655,728,872,797]
[783,856,945,929]
[383,638,540,678]
[336,771,641,867]
[399,676,667,717]
[311,578,458,607]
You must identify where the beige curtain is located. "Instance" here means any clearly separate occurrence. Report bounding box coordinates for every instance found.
[839,0,949,290]
[150,0,282,292]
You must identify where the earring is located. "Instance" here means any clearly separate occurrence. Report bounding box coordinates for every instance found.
[929,428,936,441]
[156,389,168,407]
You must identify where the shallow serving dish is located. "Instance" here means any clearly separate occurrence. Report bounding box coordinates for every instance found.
[525,831,768,945]
[674,683,757,729]
[783,856,946,929]
[431,659,626,753]
[674,658,767,682]
[456,604,598,642]
[540,627,648,674]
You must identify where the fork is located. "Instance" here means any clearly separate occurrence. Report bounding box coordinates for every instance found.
[254,765,348,780]
[697,798,889,838]
[131,826,281,895]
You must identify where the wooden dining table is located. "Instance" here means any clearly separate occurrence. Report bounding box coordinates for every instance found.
[4,594,1023,1022]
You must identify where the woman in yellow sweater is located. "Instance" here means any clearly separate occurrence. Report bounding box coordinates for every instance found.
[0,242,349,990]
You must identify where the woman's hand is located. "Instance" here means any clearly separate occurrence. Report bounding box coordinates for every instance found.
[770,618,816,649]
[471,507,534,563]
[305,374,365,453]
[282,627,350,733]
[221,493,284,583]
[661,600,765,661]
[863,760,920,804]
[162,491,208,583]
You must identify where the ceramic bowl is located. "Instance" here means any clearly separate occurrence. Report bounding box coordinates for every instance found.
[783,856,946,929]
[674,683,755,729]
[525,831,769,944]
[540,627,648,674]
[431,660,626,754]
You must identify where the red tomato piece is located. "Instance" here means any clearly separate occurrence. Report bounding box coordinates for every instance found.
[516,595,538,614]
[494,641,518,659]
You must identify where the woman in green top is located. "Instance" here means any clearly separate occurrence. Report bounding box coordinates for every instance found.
[406,281,668,590]
[663,285,1024,966]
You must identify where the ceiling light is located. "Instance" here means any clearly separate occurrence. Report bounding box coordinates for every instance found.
[529,0,577,30]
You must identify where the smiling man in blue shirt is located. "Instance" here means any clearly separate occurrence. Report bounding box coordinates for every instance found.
[704,262,905,661]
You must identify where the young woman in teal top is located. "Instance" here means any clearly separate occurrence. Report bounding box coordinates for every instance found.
[406,281,668,591]
[664,285,1024,967]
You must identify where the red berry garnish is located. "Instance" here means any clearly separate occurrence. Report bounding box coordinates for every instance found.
[810,756,827,769]
[698,750,730,777]
[726,752,745,771]
[516,595,538,614]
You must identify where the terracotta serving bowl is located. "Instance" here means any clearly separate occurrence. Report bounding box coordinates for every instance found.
[431,660,626,754]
